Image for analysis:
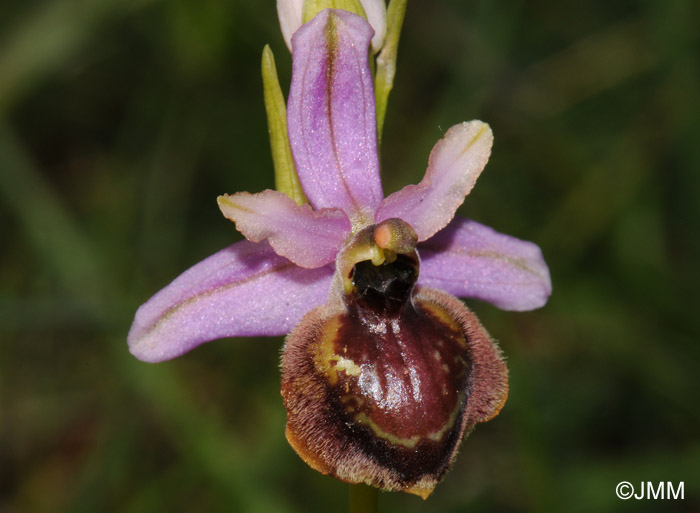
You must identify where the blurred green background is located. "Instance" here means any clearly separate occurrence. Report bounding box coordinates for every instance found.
[1,0,699,512]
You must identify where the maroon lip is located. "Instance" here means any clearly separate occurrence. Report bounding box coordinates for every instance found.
[281,253,508,497]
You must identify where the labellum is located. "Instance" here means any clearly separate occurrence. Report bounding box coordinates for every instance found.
[281,219,508,498]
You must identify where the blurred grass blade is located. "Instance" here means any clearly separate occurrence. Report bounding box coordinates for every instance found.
[0,0,157,113]
[511,19,657,117]
[118,349,296,513]
[0,123,104,301]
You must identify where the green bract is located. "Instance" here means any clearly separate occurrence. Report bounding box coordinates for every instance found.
[261,45,307,205]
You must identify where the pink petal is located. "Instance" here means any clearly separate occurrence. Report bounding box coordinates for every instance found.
[128,240,334,363]
[376,121,493,241]
[218,190,350,268]
[288,9,383,223]
[360,0,387,52]
[277,0,304,51]
[417,217,551,311]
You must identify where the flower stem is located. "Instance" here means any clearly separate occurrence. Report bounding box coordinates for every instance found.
[349,484,378,513]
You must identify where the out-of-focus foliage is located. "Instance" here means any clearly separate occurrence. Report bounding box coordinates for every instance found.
[1,0,698,512]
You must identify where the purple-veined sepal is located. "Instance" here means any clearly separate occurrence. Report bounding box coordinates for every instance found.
[128,240,334,363]
[287,9,383,225]
[418,217,552,311]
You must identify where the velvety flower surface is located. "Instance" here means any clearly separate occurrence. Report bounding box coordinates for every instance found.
[128,8,551,498]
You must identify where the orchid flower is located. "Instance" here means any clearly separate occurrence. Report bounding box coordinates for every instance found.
[128,8,551,499]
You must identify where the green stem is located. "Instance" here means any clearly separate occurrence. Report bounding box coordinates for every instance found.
[349,484,378,513]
